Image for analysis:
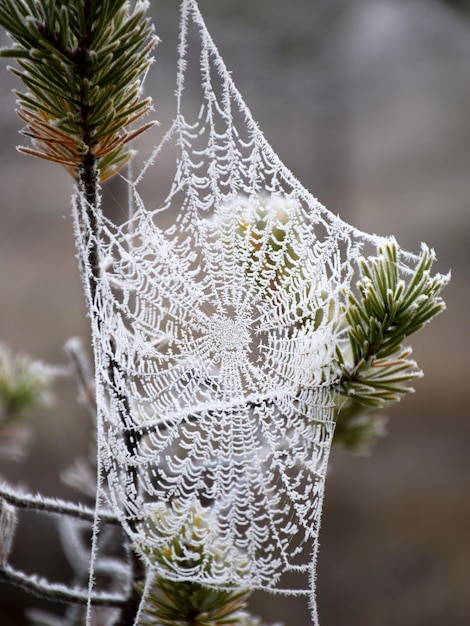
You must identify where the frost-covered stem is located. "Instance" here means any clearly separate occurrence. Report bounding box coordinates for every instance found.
[77,110,145,626]
[65,337,97,415]
[78,142,145,626]
[0,483,118,525]
[0,562,127,607]
[75,190,146,625]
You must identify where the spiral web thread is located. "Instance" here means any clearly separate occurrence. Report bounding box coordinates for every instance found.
[72,1,422,622]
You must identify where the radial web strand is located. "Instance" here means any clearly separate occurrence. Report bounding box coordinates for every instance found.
[72,1,424,623]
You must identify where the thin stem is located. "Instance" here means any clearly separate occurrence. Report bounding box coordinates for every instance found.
[65,337,97,416]
[0,563,127,607]
[0,483,119,525]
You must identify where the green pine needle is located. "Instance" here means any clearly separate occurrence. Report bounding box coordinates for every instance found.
[141,577,251,626]
[334,240,449,453]
[0,0,157,181]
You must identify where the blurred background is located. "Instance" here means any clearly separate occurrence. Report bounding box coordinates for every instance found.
[0,0,469,624]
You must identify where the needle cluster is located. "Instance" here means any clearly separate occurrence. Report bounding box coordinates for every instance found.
[0,0,156,181]
[335,240,449,452]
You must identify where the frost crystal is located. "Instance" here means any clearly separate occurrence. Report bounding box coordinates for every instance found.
[72,1,423,623]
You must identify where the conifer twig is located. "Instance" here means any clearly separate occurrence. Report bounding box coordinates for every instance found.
[0,0,157,182]
[0,562,128,607]
[0,482,119,525]
[334,240,449,451]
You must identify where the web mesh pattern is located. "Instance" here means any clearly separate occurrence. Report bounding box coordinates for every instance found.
[72,0,419,620]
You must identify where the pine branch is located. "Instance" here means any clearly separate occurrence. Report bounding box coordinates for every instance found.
[141,576,251,626]
[334,240,450,452]
[0,0,157,182]
[0,482,119,525]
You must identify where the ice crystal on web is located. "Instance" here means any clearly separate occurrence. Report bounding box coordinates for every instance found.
[72,0,425,623]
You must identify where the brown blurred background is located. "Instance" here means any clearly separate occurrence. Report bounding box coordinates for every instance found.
[0,0,469,624]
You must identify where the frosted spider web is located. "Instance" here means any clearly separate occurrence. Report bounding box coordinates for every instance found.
[72,1,422,623]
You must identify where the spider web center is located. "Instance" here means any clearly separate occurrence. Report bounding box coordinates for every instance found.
[207,314,251,359]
